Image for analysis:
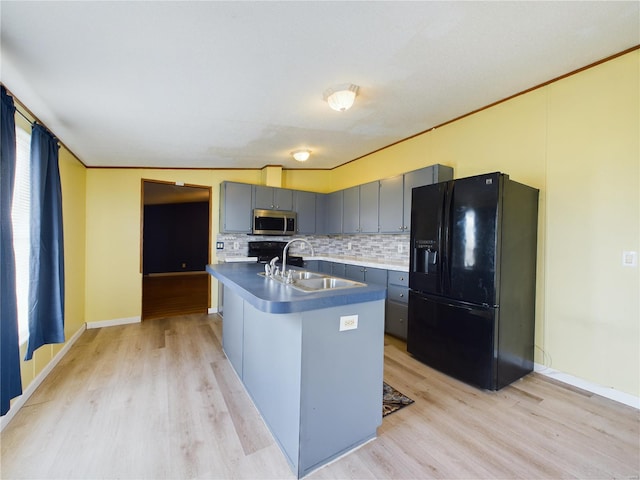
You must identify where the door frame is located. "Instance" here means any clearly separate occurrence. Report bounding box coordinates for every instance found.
[140,179,213,318]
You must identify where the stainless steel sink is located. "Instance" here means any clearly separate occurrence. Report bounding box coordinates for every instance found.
[292,277,365,292]
[258,270,366,292]
[288,270,326,280]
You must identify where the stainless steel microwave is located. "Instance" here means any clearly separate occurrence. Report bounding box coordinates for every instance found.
[252,209,297,236]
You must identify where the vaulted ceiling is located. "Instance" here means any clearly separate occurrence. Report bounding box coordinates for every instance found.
[1,1,638,169]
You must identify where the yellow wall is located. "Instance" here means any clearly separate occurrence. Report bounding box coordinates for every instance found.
[84,168,262,323]
[324,51,638,396]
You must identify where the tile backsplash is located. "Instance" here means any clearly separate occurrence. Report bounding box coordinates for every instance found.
[216,233,410,264]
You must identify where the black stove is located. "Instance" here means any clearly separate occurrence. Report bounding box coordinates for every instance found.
[248,241,305,267]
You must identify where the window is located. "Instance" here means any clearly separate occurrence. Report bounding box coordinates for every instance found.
[11,125,31,344]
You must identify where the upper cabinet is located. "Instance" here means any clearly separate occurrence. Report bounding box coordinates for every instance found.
[343,181,379,234]
[378,175,405,233]
[253,185,294,211]
[294,190,317,234]
[219,164,452,236]
[380,164,453,233]
[326,191,343,234]
[220,181,253,233]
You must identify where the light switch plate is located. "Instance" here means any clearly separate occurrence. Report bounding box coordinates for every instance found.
[339,315,358,331]
[622,251,637,267]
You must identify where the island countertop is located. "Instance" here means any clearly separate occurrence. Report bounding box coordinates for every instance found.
[207,262,387,314]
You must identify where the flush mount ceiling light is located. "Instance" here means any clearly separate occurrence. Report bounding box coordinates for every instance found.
[291,149,311,162]
[323,84,359,112]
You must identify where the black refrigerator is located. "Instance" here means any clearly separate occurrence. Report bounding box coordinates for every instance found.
[408,172,539,390]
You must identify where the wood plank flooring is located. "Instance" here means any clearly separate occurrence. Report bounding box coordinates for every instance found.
[1,313,638,479]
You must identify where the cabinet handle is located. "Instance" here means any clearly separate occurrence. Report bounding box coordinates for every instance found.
[399,293,404,298]
[399,276,404,281]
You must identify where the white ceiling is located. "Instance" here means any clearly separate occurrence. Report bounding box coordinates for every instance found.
[1,1,638,170]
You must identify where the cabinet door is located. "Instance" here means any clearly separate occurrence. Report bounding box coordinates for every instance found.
[344,264,365,282]
[274,188,294,211]
[327,191,343,234]
[343,186,360,233]
[330,262,346,277]
[303,260,320,272]
[254,186,294,210]
[403,166,434,231]
[220,182,252,233]
[253,185,275,209]
[359,181,379,233]
[315,194,328,234]
[433,164,454,184]
[385,301,408,340]
[364,267,387,286]
[222,287,244,376]
[294,191,316,234]
[378,175,404,233]
[319,261,332,274]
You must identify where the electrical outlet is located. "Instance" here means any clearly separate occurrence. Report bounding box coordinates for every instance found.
[339,315,358,331]
[216,242,224,250]
[397,244,403,253]
[233,241,239,250]
[347,242,352,250]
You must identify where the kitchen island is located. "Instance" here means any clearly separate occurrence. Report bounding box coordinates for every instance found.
[206,262,386,478]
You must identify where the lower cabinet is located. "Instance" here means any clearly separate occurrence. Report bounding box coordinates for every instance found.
[300,260,410,341]
[385,270,409,340]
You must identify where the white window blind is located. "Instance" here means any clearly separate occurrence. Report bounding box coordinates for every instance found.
[11,125,31,344]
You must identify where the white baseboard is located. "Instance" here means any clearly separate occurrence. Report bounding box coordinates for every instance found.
[1,324,87,432]
[208,307,218,314]
[86,315,141,329]
[534,363,639,409]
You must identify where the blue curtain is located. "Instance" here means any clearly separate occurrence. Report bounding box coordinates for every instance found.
[24,124,65,360]
[1,86,23,415]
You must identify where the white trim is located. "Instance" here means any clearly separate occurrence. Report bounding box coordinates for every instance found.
[86,316,141,329]
[208,307,218,314]
[1,324,87,432]
[534,363,639,409]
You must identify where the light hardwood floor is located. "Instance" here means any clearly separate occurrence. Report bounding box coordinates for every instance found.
[1,313,638,479]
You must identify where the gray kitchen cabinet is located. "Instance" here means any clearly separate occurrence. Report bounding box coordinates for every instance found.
[253,185,294,211]
[343,182,379,234]
[344,265,387,286]
[385,271,409,340]
[343,186,359,233]
[315,194,328,234]
[319,261,332,274]
[222,285,245,375]
[379,164,453,233]
[326,191,343,234]
[330,262,346,277]
[359,181,380,233]
[402,167,438,231]
[294,190,316,234]
[378,174,405,233]
[303,260,321,272]
[220,181,253,233]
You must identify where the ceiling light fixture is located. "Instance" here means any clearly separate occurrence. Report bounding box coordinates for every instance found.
[291,149,311,162]
[323,84,359,112]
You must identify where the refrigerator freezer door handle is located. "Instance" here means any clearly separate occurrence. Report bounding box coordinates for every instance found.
[442,182,454,294]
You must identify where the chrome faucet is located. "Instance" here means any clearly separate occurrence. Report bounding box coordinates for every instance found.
[281,239,315,279]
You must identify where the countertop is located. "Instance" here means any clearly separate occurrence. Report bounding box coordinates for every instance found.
[302,255,409,272]
[207,263,387,314]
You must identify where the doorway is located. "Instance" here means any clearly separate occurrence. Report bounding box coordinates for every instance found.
[141,180,212,320]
